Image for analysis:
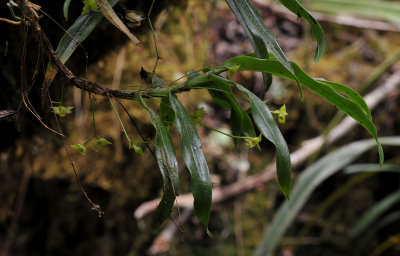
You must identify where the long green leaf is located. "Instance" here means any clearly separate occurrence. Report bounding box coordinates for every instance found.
[278,0,326,62]
[303,0,400,25]
[43,0,120,94]
[63,0,72,21]
[168,93,212,233]
[345,164,400,175]
[236,83,291,198]
[223,55,384,165]
[224,0,294,75]
[139,95,179,228]
[160,97,175,129]
[206,74,291,197]
[207,79,256,141]
[226,0,273,95]
[254,137,400,256]
[316,79,371,119]
[351,189,400,237]
[356,211,400,256]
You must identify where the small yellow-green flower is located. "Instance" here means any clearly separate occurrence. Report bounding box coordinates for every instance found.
[227,64,240,79]
[271,104,288,124]
[82,0,99,14]
[245,134,262,148]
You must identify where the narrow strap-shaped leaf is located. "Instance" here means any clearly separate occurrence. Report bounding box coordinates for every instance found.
[207,78,256,140]
[235,83,291,198]
[160,96,175,129]
[226,0,272,95]
[168,93,212,233]
[316,79,372,119]
[223,55,384,165]
[351,189,400,237]
[224,0,294,75]
[204,74,291,196]
[139,95,179,228]
[278,0,326,63]
[254,138,386,256]
[95,0,140,44]
[63,0,72,21]
[43,0,120,100]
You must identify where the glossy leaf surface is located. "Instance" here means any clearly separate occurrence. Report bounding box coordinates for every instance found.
[169,93,212,232]
[223,55,384,164]
[139,95,179,228]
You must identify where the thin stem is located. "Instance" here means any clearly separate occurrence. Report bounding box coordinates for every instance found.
[108,94,131,143]
[202,123,249,140]
[148,0,161,72]
[89,94,98,138]
[83,136,95,146]
[116,99,157,160]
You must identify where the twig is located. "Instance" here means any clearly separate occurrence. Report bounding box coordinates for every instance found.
[148,0,162,72]
[21,93,64,137]
[147,209,192,255]
[134,71,400,219]
[48,92,104,217]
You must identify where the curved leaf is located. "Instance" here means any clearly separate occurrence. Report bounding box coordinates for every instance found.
[254,137,400,256]
[63,0,72,21]
[160,96,175,129]
[43,0,120,96]
[305,0,400,25]
[223,55,384,165]
[226,0,272,94]
[207,78,256,142]
[356,211,400,256]
[139,95,179,228]
[345,164,400,175]
[224,0,294,75]
[203,74,291,197]
[316,79,371,119]
[95,0,140,44]
[278,0,326,62]
[168,93,212,233]
[235,83,291,198]
[351,189,400,237]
